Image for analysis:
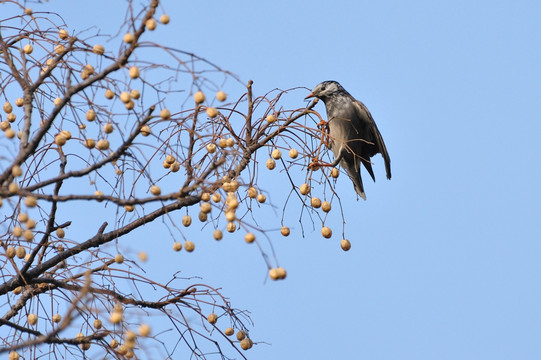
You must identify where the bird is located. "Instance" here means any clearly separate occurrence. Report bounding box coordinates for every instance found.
[305,80,391,200]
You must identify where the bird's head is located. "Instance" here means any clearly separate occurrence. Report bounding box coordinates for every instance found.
[305,80,345,102]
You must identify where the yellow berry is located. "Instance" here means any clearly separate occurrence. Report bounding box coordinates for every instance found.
[83,64,94,75]
[12,165,22,177]
[193,91,205,104]
[276,267,287,279]
[184,241,195,252]
[114,253,124,263]
[27,313,37,325]
[226,222,236,233]
[247,187,257,198]
[160,14,170,24]
[96,139,110,150]
[311,197,321,208]
[206,107,218,118]
[9,351,20,360]
[150,185,161,196]
[93,44,105,55]
[56,228,65,238]
[299,183,310,195]
[6,246,16,258]
[24,8,33,15]
[140,125,151,136]
[198,212,208,222]
[225,210,236,222]
[85,138,96,149]
[321,201,331,212]
[139,324,151,336]
[110,311,122,324]
[216,91,227,101]
[60,130,71,140]
[271,149,282,159]
[145,18,157,30]
[240,338,253,350]
[160,108,171,119]
[280,226,290,236]
[93,318,102,329]
[130,89,140,99]
[127,334,139,347]
[103,123,114,133]
[105,89,115,99]
[13,226,23,237]
[15,98,24,107]
[213,229,223,240]
[110,339,119,348]
[117,345,128,355]
[200,202,212,214]
[172,242,182,251]
[5,128,16,138]
[269,268,280,280]
[163,155,174,165]
[123,33,135,43]
[244,232,255,243]
[225,327,234,336]
[25,219,36,229]
[129,66,140,79]
[341,239,351,251]
[266,114,277,123]
[3,102,13,113]
[119,91,131,103]
[24,195,38,207]
[86,109,96,121]
[1,121,11,130]
[266,158,276,170]
[330,168,340,178]
[257,194,266,203]
[54,134,66,146]
[212,193,222,203]
[207,313,218,325]
[289,148,298,159]
[236,330,246,340]
[18,213,28,222]
[52,314,62,323]
[23,44,33,54]
[59,29,69,40]
[321,226,332,239]
[23,230,33,241]
[225,138,235,147]
[170,162,180,172]
[206,143,216,153]
[138,252,147,261]
[8,182,19,193]
[55,44,64,54]
[182,215,192,227]
[218,138,228,148]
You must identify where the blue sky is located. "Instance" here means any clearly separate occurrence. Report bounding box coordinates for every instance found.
[9,0,541,359]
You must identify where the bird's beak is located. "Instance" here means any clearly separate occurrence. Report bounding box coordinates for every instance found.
[305,92,315,100]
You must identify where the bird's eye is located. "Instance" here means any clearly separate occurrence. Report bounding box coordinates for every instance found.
[321,85,326,91]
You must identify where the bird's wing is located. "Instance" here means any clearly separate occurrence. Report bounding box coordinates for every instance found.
[352,100,392,180]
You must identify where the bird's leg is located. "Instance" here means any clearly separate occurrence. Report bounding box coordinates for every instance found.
[308,152,342,171]
[329,151,343,167]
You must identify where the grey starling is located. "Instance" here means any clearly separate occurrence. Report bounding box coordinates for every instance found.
[306,80,391,200]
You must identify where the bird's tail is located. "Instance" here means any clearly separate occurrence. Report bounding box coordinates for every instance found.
[343,160,367,200]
